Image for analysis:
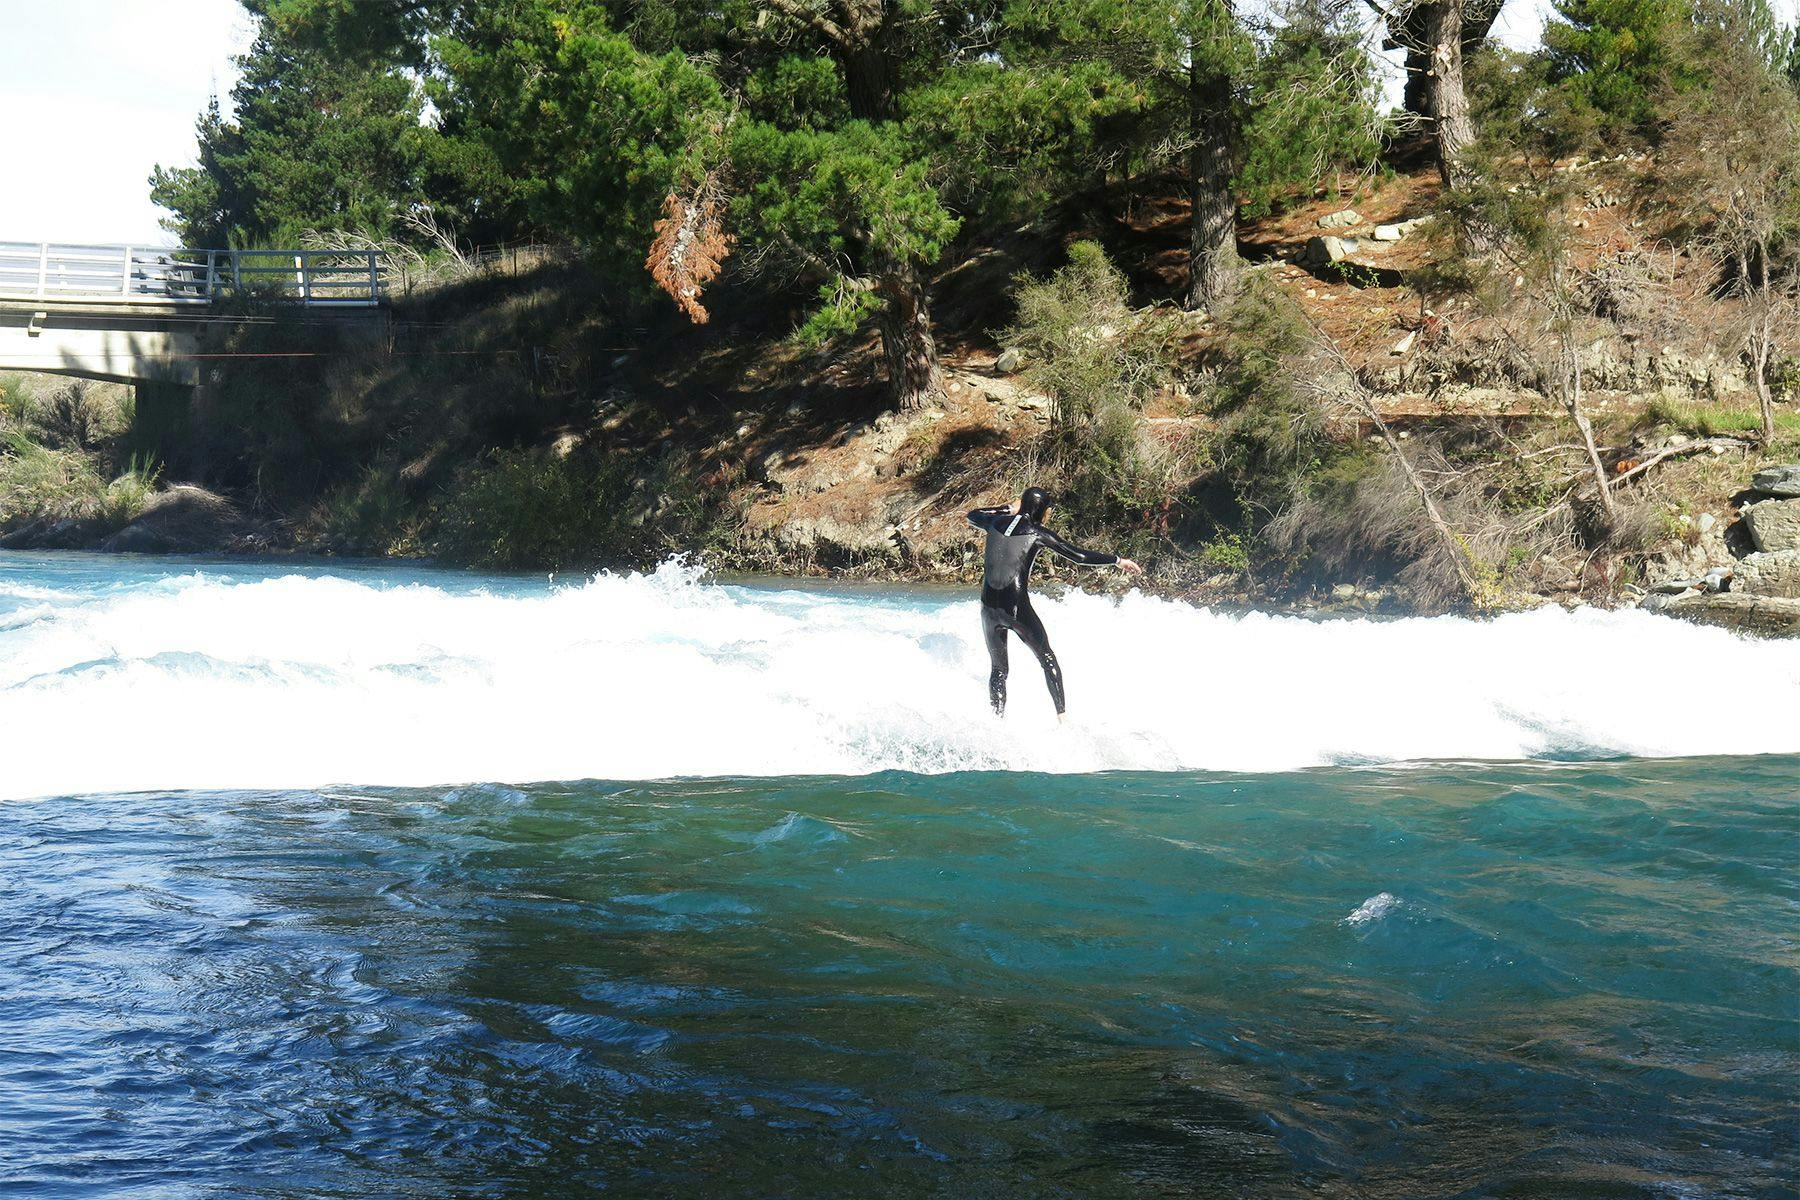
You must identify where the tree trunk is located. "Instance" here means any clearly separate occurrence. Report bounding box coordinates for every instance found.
[1396,2,1498,125]
[877,262,945,411]
[1557,308,1617,527]
[807,1,937,410]
[1185,48,1239,313]
[1418,0,1476,189]
[840,40,896,122]
[833,0,896,122]
[1753,307,1776,445]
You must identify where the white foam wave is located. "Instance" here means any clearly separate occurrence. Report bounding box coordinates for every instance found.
[1343,893,1401,927]
[2,558,1798,799]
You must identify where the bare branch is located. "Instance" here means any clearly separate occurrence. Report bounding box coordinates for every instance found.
[759,0,850,47]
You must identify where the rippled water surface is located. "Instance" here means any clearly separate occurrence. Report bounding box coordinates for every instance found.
[2,552,1796,1197]
[4,764,1796,1198]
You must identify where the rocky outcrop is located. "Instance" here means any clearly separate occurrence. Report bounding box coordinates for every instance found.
[1645,465,1800,636]
[0,515,97,550]
[1643,591,1800,637]
[768,513,903,565]
[1301,235,1360,268]
[1372,217,1429,242]
[1736,550,1800,598]
[1741,498,1800,553]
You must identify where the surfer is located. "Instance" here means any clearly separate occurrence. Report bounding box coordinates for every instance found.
[967,488,1141,719]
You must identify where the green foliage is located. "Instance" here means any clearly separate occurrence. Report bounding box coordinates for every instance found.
[1202,277,1327,513]
[431,1,727,264]
[903,58,1147,214]
[1236,3,1388,216]
[0,431,105,524]
[729,118,961,288]
[796,283,885,345]
[314,464,418,556]
[1656,4,1800,268]
[1465,48,1599,164]
[0,379,148,531]
[1542,0,1791,145]
[1005,242,1177,529]
[1009,242,1158,423]
[1542,0,1701,141]
[0,375,29,422]
[150,26,436,246]
[435,447,718,572]
[1641,396,1800,438]
[743,55,851,133]
[1197,532,1250,571]
[99,458,163,530]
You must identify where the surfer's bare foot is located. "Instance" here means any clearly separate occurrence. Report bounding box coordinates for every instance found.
[1058,712,1069,725]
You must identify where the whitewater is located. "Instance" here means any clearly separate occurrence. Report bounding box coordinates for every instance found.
[3,553,1799,800]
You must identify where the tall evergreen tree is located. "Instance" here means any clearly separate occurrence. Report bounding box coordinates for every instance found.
[150,23,434,246]
[1381,0,1502,124]
[1541,0,1698,139]
[613,0,1135,409]
[1008,0,1382,311]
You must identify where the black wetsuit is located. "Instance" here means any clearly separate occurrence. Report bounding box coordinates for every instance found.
[967,506,1117,715]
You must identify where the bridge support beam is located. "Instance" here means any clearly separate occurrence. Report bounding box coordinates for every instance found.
[0,305,203,386]
[127,379,197,474]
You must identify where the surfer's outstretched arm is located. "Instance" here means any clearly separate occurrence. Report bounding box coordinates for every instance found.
[1036,529,1124,567]
[1039,529,1144,575]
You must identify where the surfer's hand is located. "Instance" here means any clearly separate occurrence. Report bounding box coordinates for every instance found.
[1117,558,1144,576]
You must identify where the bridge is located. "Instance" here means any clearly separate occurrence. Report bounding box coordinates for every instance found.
[0,242,384,386]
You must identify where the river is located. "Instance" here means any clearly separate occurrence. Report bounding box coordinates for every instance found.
[2,551,1796,1197]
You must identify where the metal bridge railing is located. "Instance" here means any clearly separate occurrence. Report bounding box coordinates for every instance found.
[0,243,383,306]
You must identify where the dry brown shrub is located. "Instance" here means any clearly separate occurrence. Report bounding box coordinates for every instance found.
[647,171,734,324]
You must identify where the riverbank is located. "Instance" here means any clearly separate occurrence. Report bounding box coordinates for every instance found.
[4,163,1798,628]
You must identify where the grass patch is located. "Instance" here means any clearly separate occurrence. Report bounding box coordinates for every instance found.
[99,457,161,529]
[1639,396,1800,440]
[0,431,105,523]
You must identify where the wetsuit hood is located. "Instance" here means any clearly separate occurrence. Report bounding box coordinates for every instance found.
[1019,488,1050,523]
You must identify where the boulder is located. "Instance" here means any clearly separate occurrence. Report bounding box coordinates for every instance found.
[1735,549,1800,598]
[1318,209,1361,229]
[1371,217,1428,242]
[1741,497,1800,553]
[1300,235,1360,267]
[1751,464,1800,498]
[98,485,244,554]
[994,348,1022,374]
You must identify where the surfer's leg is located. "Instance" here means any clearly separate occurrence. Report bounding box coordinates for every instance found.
[1011,604,1065,715]
[982,606,1010,715]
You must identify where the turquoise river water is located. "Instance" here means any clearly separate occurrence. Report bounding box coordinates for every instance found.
[1,551,1796,1198]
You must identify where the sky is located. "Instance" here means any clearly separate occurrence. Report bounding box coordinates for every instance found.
[0,0,254,246]
[0,0,1791,249]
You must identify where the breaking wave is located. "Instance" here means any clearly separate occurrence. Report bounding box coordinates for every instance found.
[3,557,1799,799]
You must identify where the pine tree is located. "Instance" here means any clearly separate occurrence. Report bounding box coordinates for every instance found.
[1542,0,1698,139]
[150,24,434,247]
[1007,0,1382,311]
